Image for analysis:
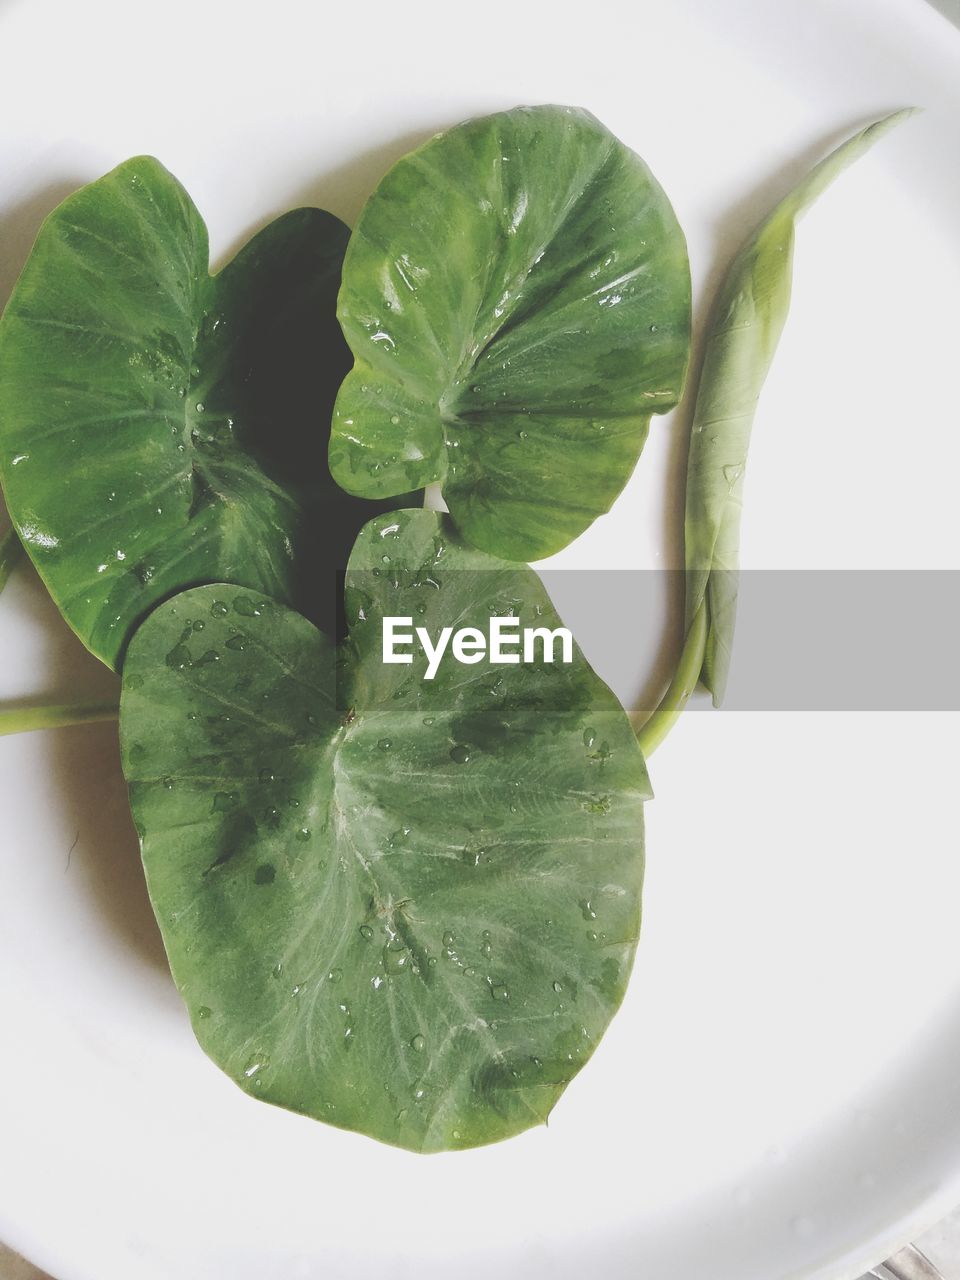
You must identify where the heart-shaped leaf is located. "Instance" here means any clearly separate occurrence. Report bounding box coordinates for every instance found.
[329,105,691,561]
[120,509,649,1151]
[0,156,372,668]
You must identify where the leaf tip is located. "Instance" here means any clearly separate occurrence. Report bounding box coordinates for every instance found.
[866,106,923,139]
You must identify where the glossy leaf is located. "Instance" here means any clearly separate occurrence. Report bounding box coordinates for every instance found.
[684,111,914,704]
[330,105,691,561]
[0,156,374,669]
[120,509,649,1151]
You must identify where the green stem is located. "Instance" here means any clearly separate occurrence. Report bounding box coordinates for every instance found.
[0,529,121,736]
[0,525,25,594]
[635,601,708,758]
[0,698,120,737]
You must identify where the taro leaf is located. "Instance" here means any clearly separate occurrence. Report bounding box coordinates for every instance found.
[684,110,914,704]
[0,155,375,669]
[329,105,691,562]
[0,524,23,595]
[120,509,649,1152]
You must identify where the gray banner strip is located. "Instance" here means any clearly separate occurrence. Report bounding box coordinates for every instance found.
[540,570,960,712]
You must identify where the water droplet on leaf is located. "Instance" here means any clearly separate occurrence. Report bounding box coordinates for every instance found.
[233,595,262,618]
[165,643,192,671]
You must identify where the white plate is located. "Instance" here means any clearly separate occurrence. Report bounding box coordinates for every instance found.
[1,2,959,1278]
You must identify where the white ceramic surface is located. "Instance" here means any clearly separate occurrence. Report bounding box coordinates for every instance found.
[0,2,958,1279]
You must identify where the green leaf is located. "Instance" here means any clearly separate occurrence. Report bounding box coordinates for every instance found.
[0,156,375,669]
[120,509,649,1152]
[684,111,915,704]
[330,105,691,561]
[0,523,24,595]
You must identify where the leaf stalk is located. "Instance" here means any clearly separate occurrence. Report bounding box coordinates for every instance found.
[635,601,707,758]
[0,699,120,737]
